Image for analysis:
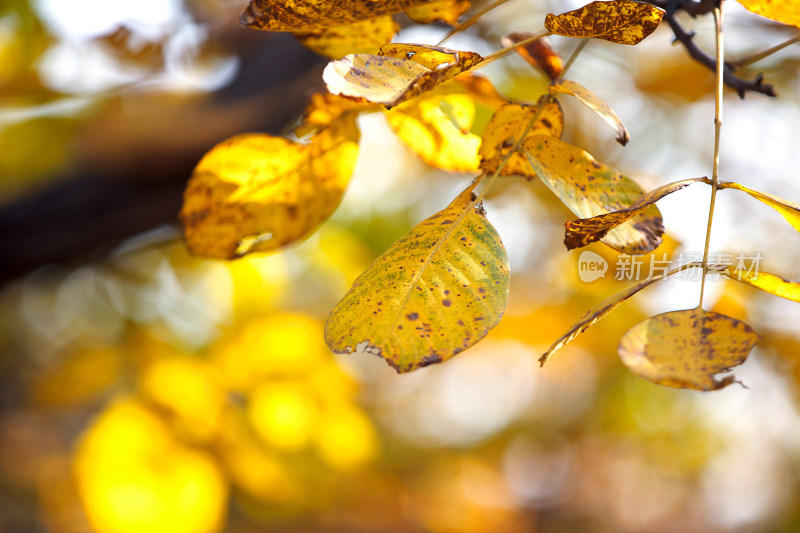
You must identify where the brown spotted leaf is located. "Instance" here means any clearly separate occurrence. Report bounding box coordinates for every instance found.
[405,0,471,24]
[719,181,800,234]
[550,79,630,145]
[293,16,399,59]
[564,177,708,250]
[523,135,664,253]
[737,0,800,29]
[618,309,760,391]
[501,33,563,81]
[545,0,665,45]
[180,114,360,259]
[325,181,510,373]
[323,44,483,106]
[540,262,698,365]
[479,100,564,178]
[240,0,430,31]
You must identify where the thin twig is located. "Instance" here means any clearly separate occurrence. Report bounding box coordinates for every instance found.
[698,1,725,309]
[476,29,551,67]
[436,0,513,46]
[731,35,800,70]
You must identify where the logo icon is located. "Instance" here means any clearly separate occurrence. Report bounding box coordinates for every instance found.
[578,250,608,282]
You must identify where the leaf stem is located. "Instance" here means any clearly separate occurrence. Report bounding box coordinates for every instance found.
[436,0,513,46]
[731,34,800,70]
[478,29,551,66]
[698,1,725,309]
[555,38,589,83]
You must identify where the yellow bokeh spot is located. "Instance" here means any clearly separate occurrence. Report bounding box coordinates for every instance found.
[314,405,377,470]
[140,358,223,441]
[249,382,317,450]
[74,400,228,533]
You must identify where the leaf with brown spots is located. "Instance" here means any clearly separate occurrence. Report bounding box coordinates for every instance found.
[501,33,563,81]
[550,79,630,145]
[479,99,564,178]
[323,44,483,106]
[564,177,708,250]
[540,262,699,365]
[240,0,432,31]
[296,92,380,137]
[293,16,399,59]
[180,113,360,259]
[405,0,471,24]
[718,181,800,234]
[618,309,760,391]
[718,265,800,304]
[324,181,510,373]
[545,0,664,45]
[737,0,800,29]
[523,135,664,253]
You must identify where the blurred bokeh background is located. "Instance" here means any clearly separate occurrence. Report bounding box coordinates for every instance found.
[1,0,800,531]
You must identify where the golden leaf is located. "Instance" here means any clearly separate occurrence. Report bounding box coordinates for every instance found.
[545,0,665,45]
[293,16,399,59]
[539,262,698,365]
[718,181,800,234]
[523,135,664,253]
[550,79,630,145]
[323,44,483,106]
[737,0,800,28]
[325,182,510,373]
[240,0,429,31]
[405,0,471,24]
[501,33,563,81]
[384,83,484,171]
[719,265,800,304]
[296,92,380,137]
[618,309,760,391]
[180,114,360,259]
[564,177,708,250]
[478,100,564,178]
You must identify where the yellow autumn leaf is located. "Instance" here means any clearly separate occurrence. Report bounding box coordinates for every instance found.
[545,0,665,45]
[564,177,708,250]
[323,44,483,106]
[523,135,664,253]
[718,181,800,233]
[296,92,380,137]
[293,16,399,59]
[738,0,800,28]
[540,262,698,365]
[405,0,471,24]
[325,182,510,373]
[180,114,360,259]
[618,309,760,391]
[550,79,630,145]
[718,265,800,304]
[385,78,504,172]
[240,0,431,31]
[501,33,564,81]
[478,100,564,178]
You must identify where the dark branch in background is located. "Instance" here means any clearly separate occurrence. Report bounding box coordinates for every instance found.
[647,0,777,98]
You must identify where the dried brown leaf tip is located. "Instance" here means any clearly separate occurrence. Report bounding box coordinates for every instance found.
[545,0,665,45]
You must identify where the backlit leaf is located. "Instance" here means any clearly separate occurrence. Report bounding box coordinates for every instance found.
[323,44,483,106]
[564,177,708,250]
[550,79,630,145]
[405,0,471,24]
[545,0,665,45]
[540,263,698,365]
[523,135,664,253]
[384,83,483,171]
[737,0,800,29]
[293,16,399,59]
[719,181,800,234]
[719,265,800,304]
[180,114,360,259]
[325,182,510,373]
[501,33,564,81]
[618,309,760,391]
[296,92,379,137]
[479,100,564,178]
[240,0,429,31]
